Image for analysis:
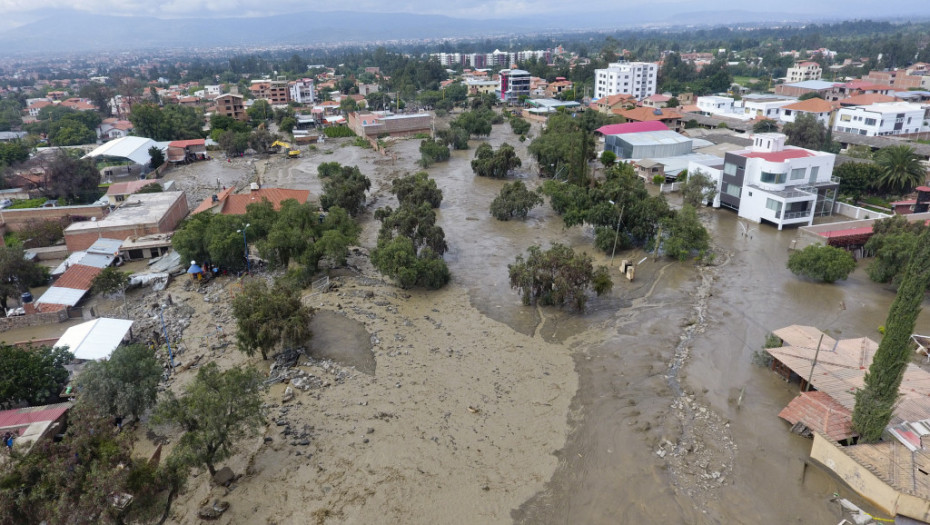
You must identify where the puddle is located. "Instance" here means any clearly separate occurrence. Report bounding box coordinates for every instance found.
[308,309,375,374]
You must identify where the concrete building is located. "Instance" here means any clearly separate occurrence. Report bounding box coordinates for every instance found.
[465,79,498,95]
[775,80,838,99]
[214,94,247,121]
[696,96,742,118]
[593,62,658,100]
[289,79,315,104]
[786,61,823,83]
[778,97,834,126]
[192,186,310,215]
[347,111,432,138]
[834,102,930,136]
[250,78,290,106]
[64,192,189,251]
[498,69,531,102]
[692,133,838,230]
[737,94,797,120]
[604,129,692,159]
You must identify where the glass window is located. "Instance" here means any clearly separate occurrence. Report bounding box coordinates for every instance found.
[865,118,877,126]
[722,182,741,197]
[766,198,783,217]
[810,166,820,180]
[790,168,806,180]
[723,163,737,176]
[760,171,786,184]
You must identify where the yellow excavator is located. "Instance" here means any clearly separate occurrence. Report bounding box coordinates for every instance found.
[271,140,301,159]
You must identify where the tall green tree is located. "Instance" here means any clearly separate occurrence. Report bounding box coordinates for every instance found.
[782,112,827,151]
[853,228,930,442]
[661,205,711,261]
[787,244,857,283]
[0,242,48,315]
[873,145,927,194]
[320,164,371,216]
[152,363,264,476]
[490,180,543,221]
[76,343,162,420]
[471,143,522,178]
[148,145,165,169]
[231,278,315,360]
[508,243,613,312]
[0,344,72,407]
[391,171,443,208]
[835,161,880,202]
[679,169,718,208]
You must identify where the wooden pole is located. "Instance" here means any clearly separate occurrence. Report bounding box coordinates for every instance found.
[805,333,825,392]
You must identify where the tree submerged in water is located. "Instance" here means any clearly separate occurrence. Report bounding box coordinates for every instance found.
[508,243,613,312]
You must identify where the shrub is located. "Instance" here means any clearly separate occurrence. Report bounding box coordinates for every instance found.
[323,126,356,138]
[787,244,857,283]
[652,174,665,185]
[490,181,542,221]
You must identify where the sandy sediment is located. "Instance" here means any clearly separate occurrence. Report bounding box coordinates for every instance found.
[156,266,575,524]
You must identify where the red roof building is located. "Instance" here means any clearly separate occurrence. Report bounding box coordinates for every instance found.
[778,391,856,442]
[192,187,311,215]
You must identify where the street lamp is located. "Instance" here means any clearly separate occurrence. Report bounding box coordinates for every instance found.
[608,200,625,265]
[237,223,251,273]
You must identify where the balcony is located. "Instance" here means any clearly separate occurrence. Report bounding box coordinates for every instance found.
[783,209,812,220]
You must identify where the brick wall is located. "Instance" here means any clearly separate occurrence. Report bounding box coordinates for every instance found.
[0,204,108,232]
[65,226,161,252]
[0,309,69,333]
[157,194,190,232]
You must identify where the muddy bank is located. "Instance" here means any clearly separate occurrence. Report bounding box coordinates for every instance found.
[308,309,375,374]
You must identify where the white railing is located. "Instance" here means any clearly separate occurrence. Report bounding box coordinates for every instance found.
[832,201,891,220]
[660,182,681,193]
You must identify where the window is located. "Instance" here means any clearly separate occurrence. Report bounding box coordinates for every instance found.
[724,163,737,176]
[722,182,741,197]
[790,168,806,180]
[760,171,786,184]
[865,118,877,126]
[810,166,819,180]
[765,198,783,217]
[784,110,792,116]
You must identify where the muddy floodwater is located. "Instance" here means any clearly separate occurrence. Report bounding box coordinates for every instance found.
[308,310,376,374]
[157,120,930,524]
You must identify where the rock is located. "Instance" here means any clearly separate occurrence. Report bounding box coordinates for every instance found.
[212,467,235,486]
[264,436,273,443]
[198,500,230,520]
[656,449,667,458]
[298,439,310,446]
[282,386,295,403]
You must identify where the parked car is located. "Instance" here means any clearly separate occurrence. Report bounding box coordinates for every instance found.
[0,199,12,209]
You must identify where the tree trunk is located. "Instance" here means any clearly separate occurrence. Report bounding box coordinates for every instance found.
[157,486,178,525]
[207,462,216,477]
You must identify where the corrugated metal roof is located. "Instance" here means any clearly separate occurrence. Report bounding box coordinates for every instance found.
[53,318,134,361]
[35,287,87,307]
[619,130,691,146]
[0,403,71,432]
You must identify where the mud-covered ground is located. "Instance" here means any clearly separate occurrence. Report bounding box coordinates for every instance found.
[113,118,930,524]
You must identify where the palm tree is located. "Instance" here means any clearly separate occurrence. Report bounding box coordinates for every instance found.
[874,145,927,194]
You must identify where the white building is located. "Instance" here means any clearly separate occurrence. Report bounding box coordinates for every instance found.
[691,133,838,230]
[786,61,823,83]
[594,62,658,100]
[203,85,222,97]
[289,79,316,104]
[834,102,930,137]
[695,95,752,120]
[737,94,797,120]
[778,97,834,126]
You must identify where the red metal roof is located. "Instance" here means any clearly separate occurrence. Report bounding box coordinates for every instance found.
[53,264,102,291]
[819,226,873,239]
[917,186,930,192]
[595,121,669,136]
[741,149,814,162]
[0,403,70,434]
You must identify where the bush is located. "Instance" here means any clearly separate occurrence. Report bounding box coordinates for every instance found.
[353,136,372,148]
[419,138,450,167]
[508,243,613,312]
[323,126,356,138]
[787,244,857,283]
[91,266,130,295]
[490,181,542,221]
[510,117,530,136]
[652,174,665,185]
[471,143,521,178]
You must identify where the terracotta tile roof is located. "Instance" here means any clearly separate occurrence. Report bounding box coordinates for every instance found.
[191,186,234,215]
[192,187,310,216]
[168,139,205,148]
[842,80,893,92]
[113,121,133,131]
[53,264,102,291]
[778,391,856,441]
[221,189,310,215]
[782,98,834,113]
[838,94,897,106]
[106,179,158,196]
[644,94,671,102]
[617,107,683,122]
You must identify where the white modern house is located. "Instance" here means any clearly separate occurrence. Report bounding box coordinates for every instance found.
[737,94,797,120]
[695,95,753,120]
[689,133,838,230]
[289,79,316,104]
[778,97,834,126]
[833,102,930,136]
[593,62,658,100]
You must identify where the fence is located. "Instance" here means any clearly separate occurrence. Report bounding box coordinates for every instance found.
[832,201,891,220]
[307,276,330,301]
[660,182,682,193]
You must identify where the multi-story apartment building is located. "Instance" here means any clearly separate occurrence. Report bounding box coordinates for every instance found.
[690,133,838,230]
[834,102,929,136]
[498,69,531,102]
[786,62,823,83]
[289,79,315,104]
[250,77,290,106]
[593,62,658,100]
[214,94,247,121]
[430,50,552,68]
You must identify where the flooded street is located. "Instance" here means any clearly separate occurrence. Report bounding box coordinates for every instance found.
[154,118,930,523]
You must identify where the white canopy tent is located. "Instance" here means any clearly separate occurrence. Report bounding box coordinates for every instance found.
[84,136,160,166]
[53,318,134,361]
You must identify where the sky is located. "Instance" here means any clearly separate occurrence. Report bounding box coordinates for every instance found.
[0,0,929,28]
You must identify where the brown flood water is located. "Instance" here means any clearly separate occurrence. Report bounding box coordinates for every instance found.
[418,122,930,524]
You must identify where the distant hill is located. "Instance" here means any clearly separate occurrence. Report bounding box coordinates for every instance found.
[0,10,549,54]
